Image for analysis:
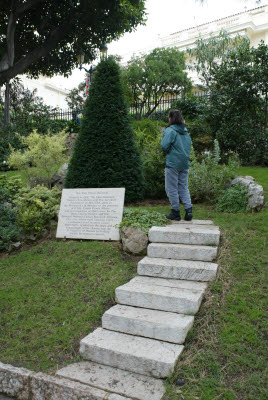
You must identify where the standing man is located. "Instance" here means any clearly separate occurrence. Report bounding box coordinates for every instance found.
[161,109,193,221]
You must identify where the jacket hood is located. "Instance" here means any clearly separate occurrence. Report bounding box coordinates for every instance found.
[170,124,188,135]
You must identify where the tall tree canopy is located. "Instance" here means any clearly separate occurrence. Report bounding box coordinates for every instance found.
[187,30,249,90]
[122,47,192,119]
[0,0,146,85]
[209,40,268,165]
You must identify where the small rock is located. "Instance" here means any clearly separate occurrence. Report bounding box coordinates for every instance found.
[230,176,265,210]
[120,227,148,255]
[28,234,37,242]
[244,176,255,182]
[11,242,21,249]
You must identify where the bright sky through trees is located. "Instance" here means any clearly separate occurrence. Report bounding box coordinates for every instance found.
[51,0,264,89]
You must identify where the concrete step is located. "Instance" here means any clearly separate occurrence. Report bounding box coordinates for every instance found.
[129,275,207,292]
[147,242,218,261]
[115,280,205,315]
[149,224,220,246]
[80,328,184,378]
[57,361,165,400]
[0,361,129,400]
[138,256,218,281]
[31,373,128,399]
[102,304,194,344]
[172,219,214,225]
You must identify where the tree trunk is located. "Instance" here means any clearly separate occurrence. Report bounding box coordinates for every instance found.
[4,79,10,126]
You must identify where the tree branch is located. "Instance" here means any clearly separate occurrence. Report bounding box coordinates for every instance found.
[0,21,72,84]
[0,0,44,73]
[7,11,15,68]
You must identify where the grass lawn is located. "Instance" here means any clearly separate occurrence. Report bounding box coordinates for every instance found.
[0,166,267,400]
[0,240,139,372]
[164,166,268,400]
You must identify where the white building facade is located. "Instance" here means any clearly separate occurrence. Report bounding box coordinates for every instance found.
[159,4,268,86]
[10,5,268,109]
[19,75,70,109]
[160,5,268,50]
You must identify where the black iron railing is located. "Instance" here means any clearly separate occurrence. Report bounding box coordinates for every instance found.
[7,93,207,125]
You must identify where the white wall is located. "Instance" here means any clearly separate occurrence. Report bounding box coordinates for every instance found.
[19,75,70,109]
[158,5,268,86]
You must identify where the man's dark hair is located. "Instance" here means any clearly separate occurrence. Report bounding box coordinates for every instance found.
[168,109,184,126]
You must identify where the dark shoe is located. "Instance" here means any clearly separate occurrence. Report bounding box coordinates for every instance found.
[184,207,193,221]
[166,209,181,221]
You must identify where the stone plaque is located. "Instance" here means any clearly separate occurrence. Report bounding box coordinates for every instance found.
[56,188,125,240]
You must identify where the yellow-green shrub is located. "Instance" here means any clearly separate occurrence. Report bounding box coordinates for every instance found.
[14,185,61,234]
[8,130,68,187]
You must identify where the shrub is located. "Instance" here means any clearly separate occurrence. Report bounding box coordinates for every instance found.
[132,120,166,198]
[65,57,145,203]
[0,175,23,204]
[187,120,214,154]
[66,120,81,134]
[14,185,61,234]
[8,129,68,188]
[170,96,214,154]
[216,118,268,166]
[209,41,268,166]
[216,184,249,213]
[189,140,239,203]
[132,119,165,150]
[0,126,24,168]
[142,135,166,198]
[0,205,21,251]
[149,110,169,122]
[120,208,168,234]
[171,95,206,120]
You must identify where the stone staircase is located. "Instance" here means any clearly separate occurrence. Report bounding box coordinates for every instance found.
[56,219,220,400]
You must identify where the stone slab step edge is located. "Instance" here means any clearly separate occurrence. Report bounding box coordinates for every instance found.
[0,362,129,400]
[130,275,207,292]
[57,361,165,400]
[80,328,184,378]
[147,242,218,261]
[102,304,194,344]
[172,219,214,225]
[115,281,204,315]
[149,225,220,246]
[138,256,218,282]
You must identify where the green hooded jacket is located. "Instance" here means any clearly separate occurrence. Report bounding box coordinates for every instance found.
[161,124,191,170]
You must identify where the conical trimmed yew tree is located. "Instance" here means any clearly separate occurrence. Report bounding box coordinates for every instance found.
[65,57,144,202]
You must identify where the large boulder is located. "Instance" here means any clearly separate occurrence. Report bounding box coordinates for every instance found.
[230,176,265,210]
[120,227,148,255]
[50,163,69,189]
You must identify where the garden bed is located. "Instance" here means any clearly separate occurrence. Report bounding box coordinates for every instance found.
[0,166,267,400]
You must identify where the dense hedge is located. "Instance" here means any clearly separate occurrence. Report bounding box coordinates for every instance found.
[65,57,145,203]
